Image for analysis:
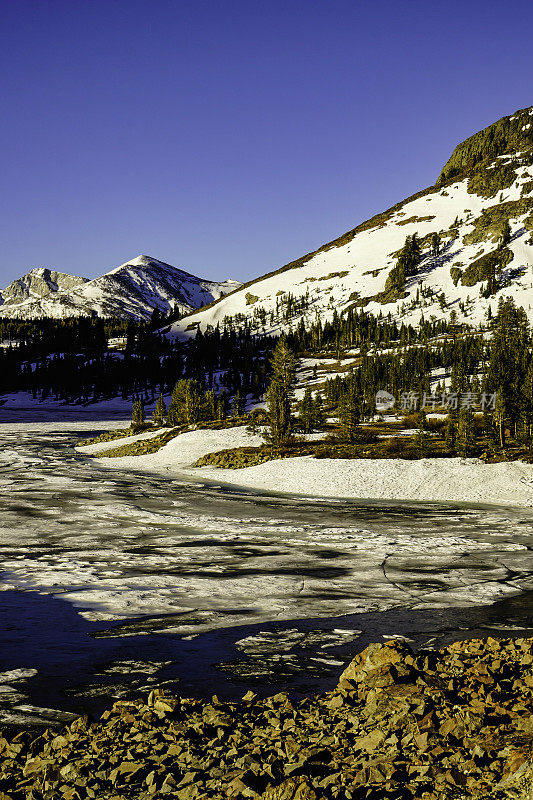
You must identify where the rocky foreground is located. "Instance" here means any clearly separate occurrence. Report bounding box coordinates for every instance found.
[1,637,533,800]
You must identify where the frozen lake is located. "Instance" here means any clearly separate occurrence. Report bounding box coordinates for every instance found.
[0,411,532,731]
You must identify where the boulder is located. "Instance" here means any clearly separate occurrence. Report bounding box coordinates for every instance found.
[337,639,415,688]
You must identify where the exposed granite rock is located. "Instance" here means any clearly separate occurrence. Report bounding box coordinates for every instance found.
[438,106,533,183]
[0,268,88,307]
[1,636,533,799]
[459,246,513,287]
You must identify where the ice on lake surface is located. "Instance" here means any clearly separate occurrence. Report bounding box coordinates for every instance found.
[0,414,532,729]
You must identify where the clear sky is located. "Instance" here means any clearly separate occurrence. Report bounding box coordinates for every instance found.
[1,0,532,286]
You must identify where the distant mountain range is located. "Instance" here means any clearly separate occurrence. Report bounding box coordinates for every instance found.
[0,256,241,322]
[164,105,533,339]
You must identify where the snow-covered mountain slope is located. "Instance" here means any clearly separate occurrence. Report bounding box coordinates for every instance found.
[0,256,241,321]
[0,268,88,308]
[166,105,533,340]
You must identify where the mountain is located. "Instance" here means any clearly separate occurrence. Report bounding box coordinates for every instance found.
[165,105,533,340]
[0,256,241,322]
[0,268,89,307]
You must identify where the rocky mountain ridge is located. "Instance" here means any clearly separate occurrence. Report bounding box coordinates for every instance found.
[0,268,88,307]
[165,105,533,340]
[0,256,241,322]
[439,105,533,183]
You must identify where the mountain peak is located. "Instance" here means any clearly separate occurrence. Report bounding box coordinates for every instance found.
[438,105,533,184]
[127,255,159,267]
[0,257,241,321]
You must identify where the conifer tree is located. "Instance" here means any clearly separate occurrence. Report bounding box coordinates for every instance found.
[486,297,531,447]
[203,388,217,421]
[313,392,325,429]
[298,387,315,433]
[457,406,476,457]
[184,380,201,425]
[131,397,145,431]
[494,393,506,449]
[166,382,181,427]
[245,409,263,436]
[522,360,533,450]
[232,390,244,418]
[398,233,422,277]
[263,337,295,448]
[217,392,228,422]
[445,409,457,453]
[338,390,360,443]
[152,393,166,426]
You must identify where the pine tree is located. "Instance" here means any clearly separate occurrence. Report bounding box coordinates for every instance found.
[203,388,217,421]
[409,233,421,269]
[264,381,292,447]
[313,392,325,429]
[131,397,145,431]
[166,382,181,427]
[125,321,137,354]
[522,360,533,450]
[494,392,506,449]
[457,406,476,457]
[149,308,163,331]
[444,407,457,451]
[232,390,244,418]
[217,392,228,421]
[445,409,457,453]
[385,260,406,295]
[338,390,360,442]
[488,260,498,296]
[184,381,201,425]
[397,233,421,277]
[486,297,531,447]
[298,387,314,433]
[263,337,295,448]
[152,393,166,426]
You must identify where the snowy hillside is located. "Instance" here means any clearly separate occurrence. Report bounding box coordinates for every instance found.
[166,106,533,340]
[0,256,241,322]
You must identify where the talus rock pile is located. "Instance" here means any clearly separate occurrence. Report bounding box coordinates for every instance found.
[1,636,533,799]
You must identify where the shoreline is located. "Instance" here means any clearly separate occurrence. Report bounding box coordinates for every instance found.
[77,424,533,508]
[2,635,533,799]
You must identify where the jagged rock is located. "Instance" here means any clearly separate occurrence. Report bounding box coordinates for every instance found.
[1,636,533,799]
[260,778,317,799]
[489,759,533,799]
[337,639,415,688]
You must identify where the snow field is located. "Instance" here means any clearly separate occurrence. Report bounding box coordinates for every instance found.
[82,424,533,508]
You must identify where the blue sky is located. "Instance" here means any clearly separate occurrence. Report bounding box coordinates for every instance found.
[1,0,532,285]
